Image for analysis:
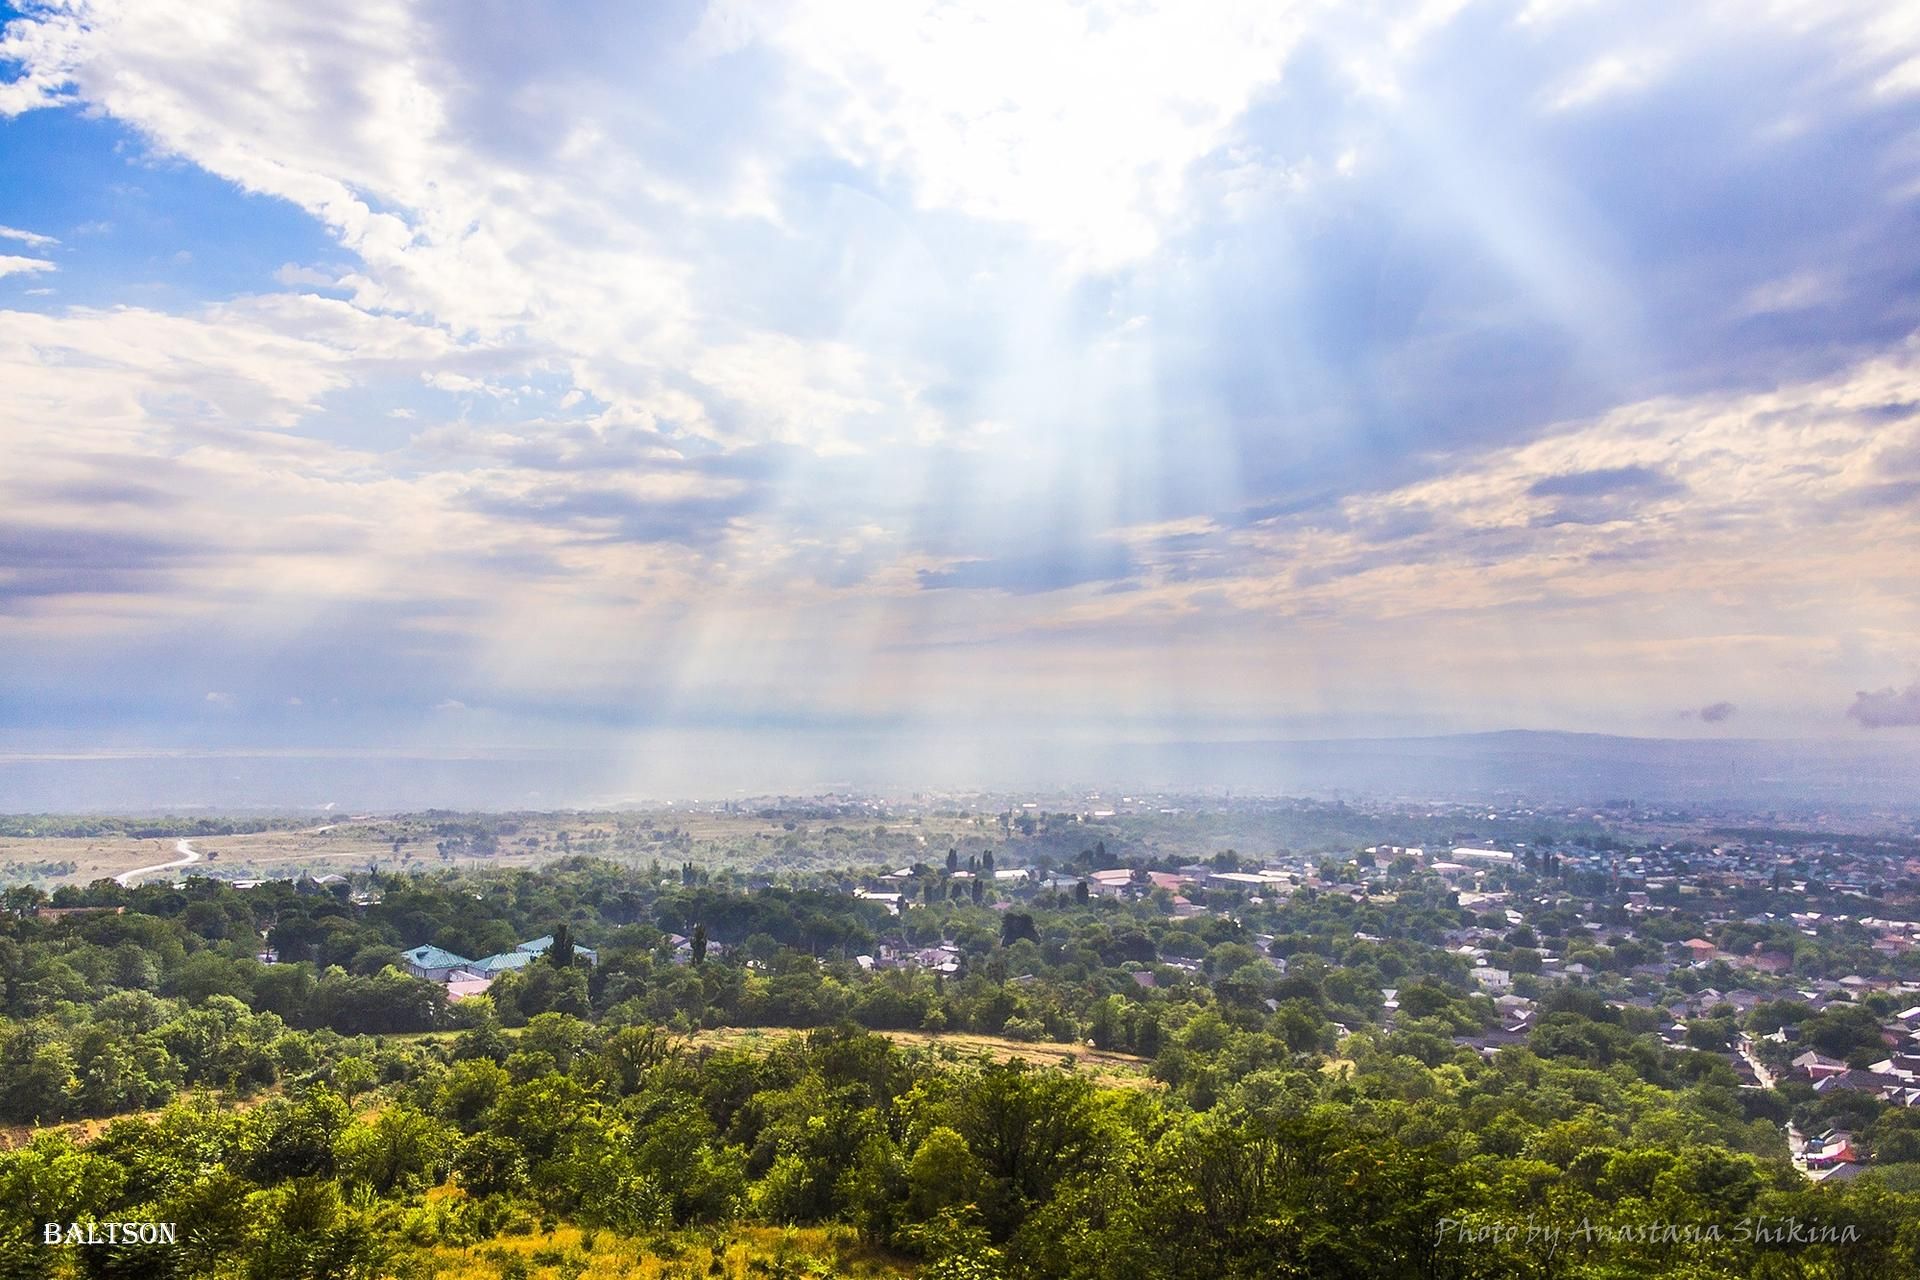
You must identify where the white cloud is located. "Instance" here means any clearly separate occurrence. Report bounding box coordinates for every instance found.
[731,1,1307,271]
[274,263,338,287]
[0,255,55,278]
[1546,50,1668,111]
[0,225,58,248]
[1742,271,1835,316]
[2,0,1920,740]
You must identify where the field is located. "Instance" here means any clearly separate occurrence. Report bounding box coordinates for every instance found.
[692,1027,1158,1091]
[0,809,1003,887]
[0,1087,284,1151]
[382,1025,1160,1091]
[0,796,1585,890]
[413,1222,915,1280]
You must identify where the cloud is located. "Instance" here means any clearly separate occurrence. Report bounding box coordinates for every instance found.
[40,479,184,509]
[1697,700,1736,723]
[0,225,58,248]
[1848,684,1920,729]
[1,1,1920,746]
[462,481,762,547]
[732,0,1308,271]
[917,546,1136,594]
[274,262,337,287]
[1546,49,1670,113]
[1525,464,1687,527]
[0,254,56,278]
[1527,465,1679,499]
[0,522,202,609]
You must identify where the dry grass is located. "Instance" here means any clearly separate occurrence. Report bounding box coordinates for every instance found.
[1,821,578,885]
[692,1026,1158,1090]
[0,1087,282,1150]
[414,1223,914,1280]
[1,806,1014,887]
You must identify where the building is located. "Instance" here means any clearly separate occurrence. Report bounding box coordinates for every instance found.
[1682,938,1719,962]
[1451,847,1516,863]
[404,935,595,985]
[466,950,537,975]
[515,935,598,965]
[1791,1050,1850,1081]
[1471,967,1514,993]
[400,944,475,982]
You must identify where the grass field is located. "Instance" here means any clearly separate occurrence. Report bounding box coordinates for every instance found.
[413,1222,915,1280]
[691,1026,1158,1090]
[0,809,1011,887]
[0,1087,284,1151]
[379,1024,1158,1091]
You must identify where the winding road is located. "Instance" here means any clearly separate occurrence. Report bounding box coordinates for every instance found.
[114,838,202,886]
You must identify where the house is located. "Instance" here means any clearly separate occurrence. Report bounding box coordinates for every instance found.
[401,944,475,982]
[1471,967,1513,993]
[1791,1050,1850,1081]
[445,975,494,1002]
[889,944,962,974]
[1681,938,1718,962]
[1810,1162,1867,1184]
[1802,1129,1856,1168]
[1205,871,1273,891]
[1867,1054,1920,1081]
[1814,1069,1915,1101]
[855,889,905,915]
[1451,847,1516,863]
[664,934,725,965]
[516,935,598,965]
[467,950,537,975]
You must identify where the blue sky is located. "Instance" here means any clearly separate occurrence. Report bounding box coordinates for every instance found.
[4,0,1920,781]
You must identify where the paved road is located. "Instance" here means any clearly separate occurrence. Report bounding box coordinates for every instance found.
[114,838,202,886]
[1739,1041,1778,1090]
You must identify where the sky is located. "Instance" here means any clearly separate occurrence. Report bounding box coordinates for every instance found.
[4,0,1920,795]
